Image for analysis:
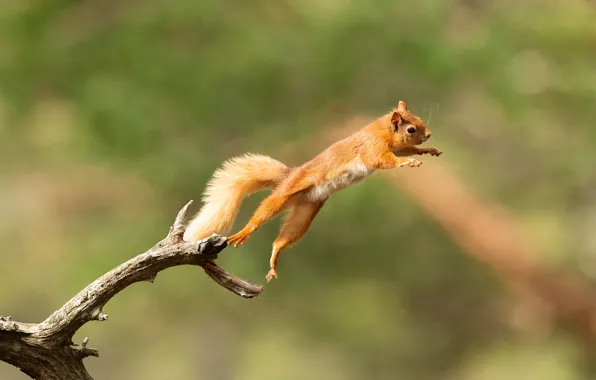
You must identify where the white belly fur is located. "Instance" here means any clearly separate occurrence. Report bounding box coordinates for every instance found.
[307,159,375,202]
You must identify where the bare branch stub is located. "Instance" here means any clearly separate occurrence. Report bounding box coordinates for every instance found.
[71,338,100,359]
[170,199,194,238]
[0,201,264,380]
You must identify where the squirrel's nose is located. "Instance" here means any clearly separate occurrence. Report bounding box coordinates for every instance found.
[425,131,432,139]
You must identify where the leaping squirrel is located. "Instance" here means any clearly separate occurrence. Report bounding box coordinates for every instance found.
[184,101,442,282]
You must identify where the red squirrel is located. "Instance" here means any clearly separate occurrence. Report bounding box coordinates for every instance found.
[184,101,442,281]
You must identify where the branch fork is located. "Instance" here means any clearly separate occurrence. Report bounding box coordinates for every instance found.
[0,201,263,380]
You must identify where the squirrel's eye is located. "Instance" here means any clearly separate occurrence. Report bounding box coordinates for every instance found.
[407,127,416,134]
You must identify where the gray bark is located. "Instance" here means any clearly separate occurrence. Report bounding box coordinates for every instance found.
[0,201,263,379]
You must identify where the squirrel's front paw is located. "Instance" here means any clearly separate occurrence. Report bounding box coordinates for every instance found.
[400,158,422,168]
[424,147,443,157]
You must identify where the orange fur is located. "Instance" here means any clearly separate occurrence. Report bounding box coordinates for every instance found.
[183,154,290,241]
[185,101,442,281]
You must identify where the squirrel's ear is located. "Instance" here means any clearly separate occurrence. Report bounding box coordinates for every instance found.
[397,101,408,112]
[390,111,402,126]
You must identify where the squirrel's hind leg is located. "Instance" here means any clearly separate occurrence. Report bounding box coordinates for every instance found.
[228,193,291,247]
[266,200,325,281]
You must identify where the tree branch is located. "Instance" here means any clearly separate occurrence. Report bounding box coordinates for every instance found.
[0,201,264,380]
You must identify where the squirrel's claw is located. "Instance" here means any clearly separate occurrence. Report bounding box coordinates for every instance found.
[266,268,278,282]
[427,148,443,157]
[401,158,422,168]
[227,231,250,247]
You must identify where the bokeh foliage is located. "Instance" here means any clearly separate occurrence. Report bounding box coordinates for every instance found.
[1,0,596,379]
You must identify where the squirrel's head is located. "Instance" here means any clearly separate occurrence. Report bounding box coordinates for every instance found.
[388,101,432,148]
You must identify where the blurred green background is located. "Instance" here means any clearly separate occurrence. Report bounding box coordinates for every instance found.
[2,0,596,379]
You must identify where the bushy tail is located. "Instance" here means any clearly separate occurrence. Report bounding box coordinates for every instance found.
[183,154,290,241]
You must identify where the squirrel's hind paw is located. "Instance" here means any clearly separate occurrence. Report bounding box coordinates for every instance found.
[266,268,278,282]
[227,231,251,247]
[400,158,422,168]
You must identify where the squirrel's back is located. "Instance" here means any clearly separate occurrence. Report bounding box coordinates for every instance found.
[183,154,290,241]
